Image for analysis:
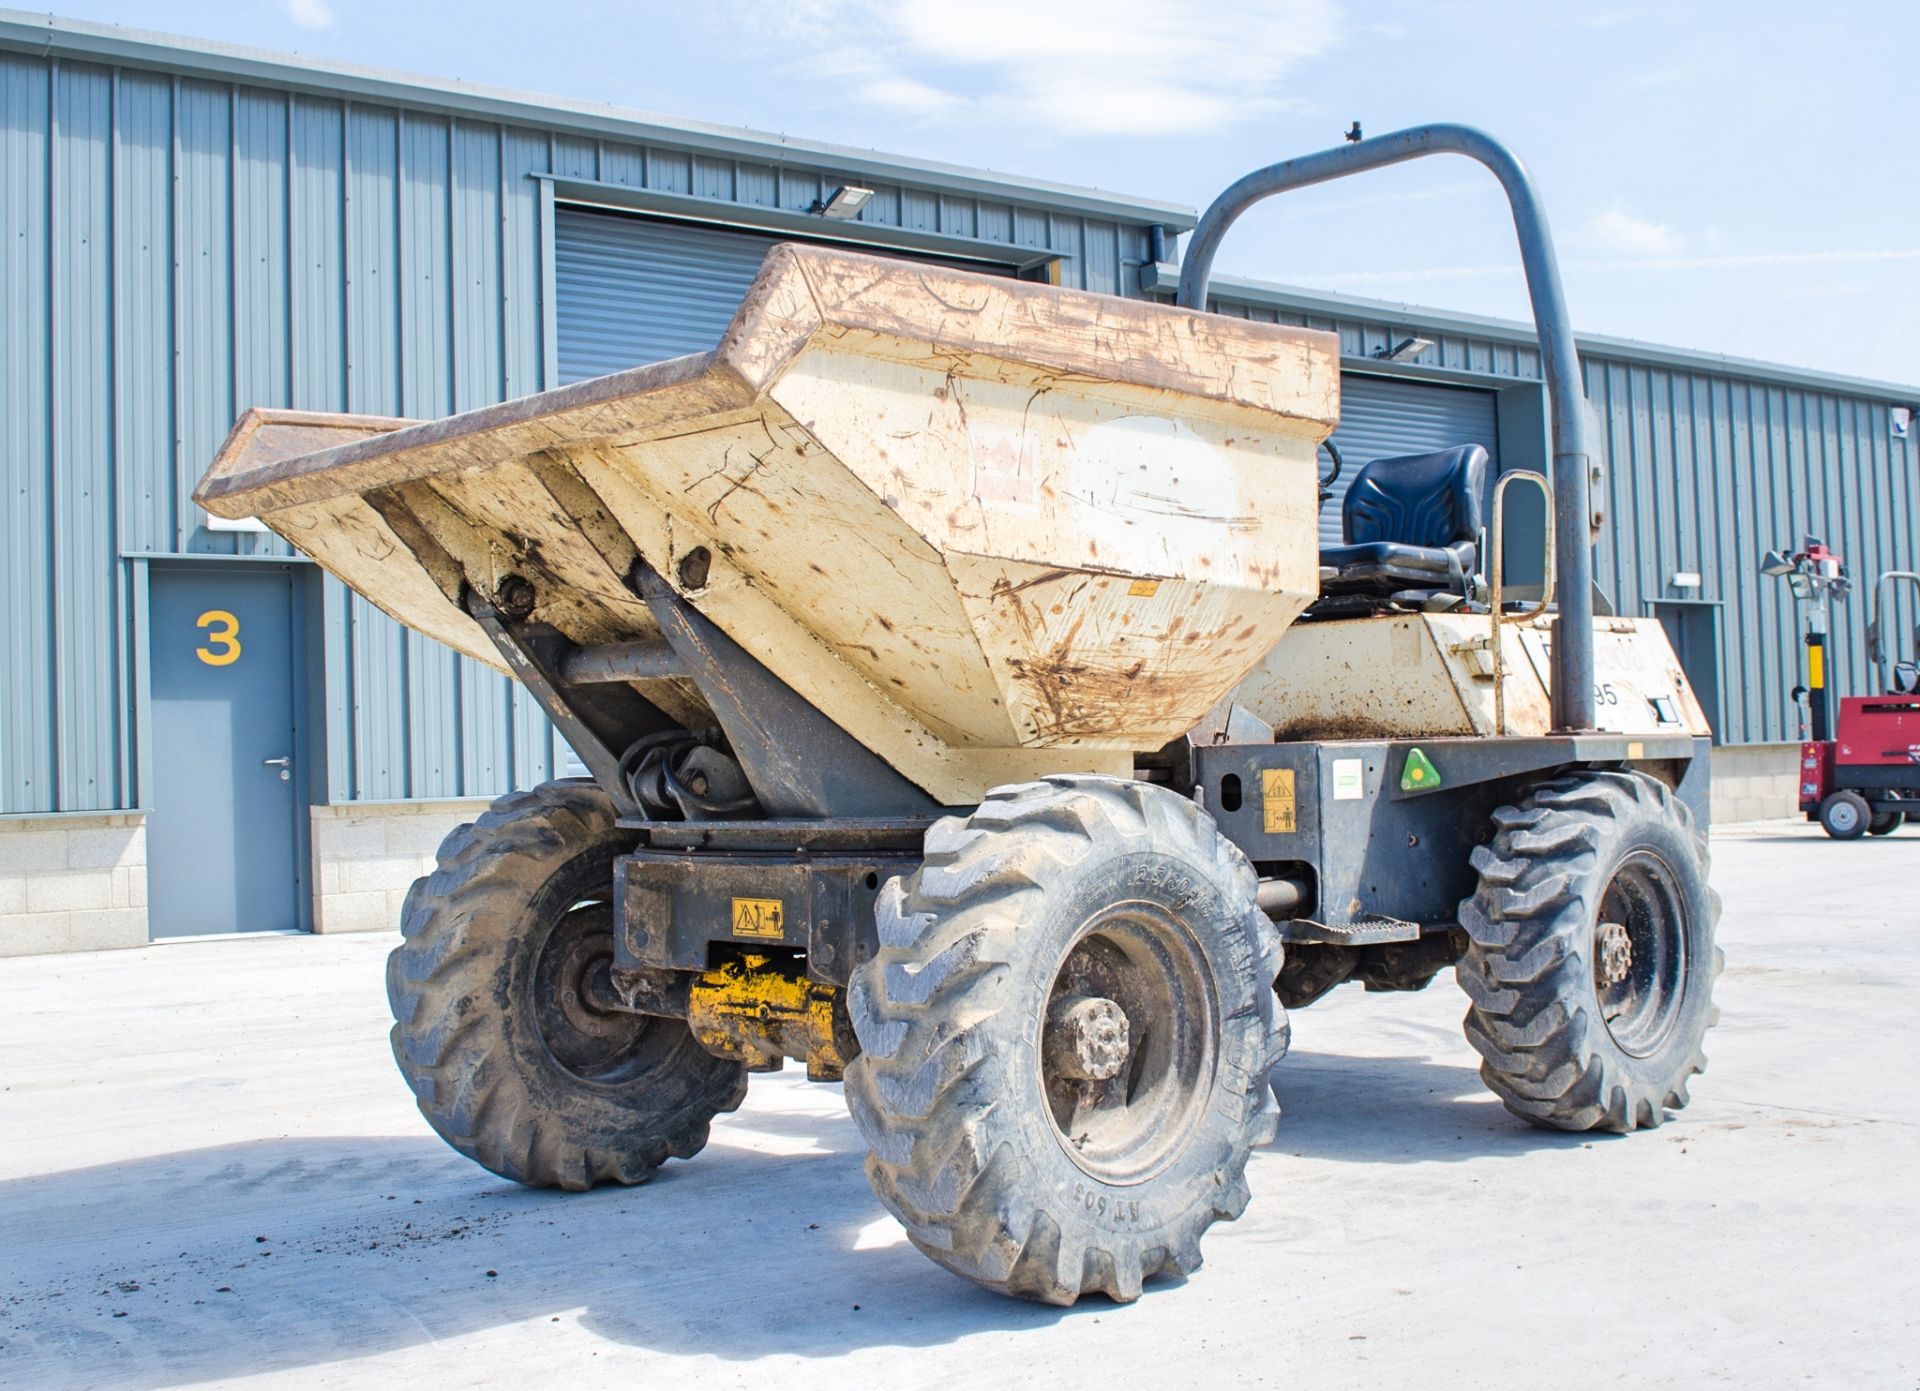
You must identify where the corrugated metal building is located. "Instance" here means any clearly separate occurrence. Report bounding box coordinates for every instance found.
[3,14,1916,955]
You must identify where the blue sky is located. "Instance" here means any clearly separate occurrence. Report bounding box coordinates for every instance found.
[44,0,1920,385]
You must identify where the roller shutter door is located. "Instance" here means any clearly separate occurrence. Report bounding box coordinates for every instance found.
[1321,374,1500,548]
[554,208,1017,383]
[555,213,783,382]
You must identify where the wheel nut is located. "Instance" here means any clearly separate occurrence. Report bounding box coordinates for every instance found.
[1596,921,1632,987]
[1044,995,1130,1082]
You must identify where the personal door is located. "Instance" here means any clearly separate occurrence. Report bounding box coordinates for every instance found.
[148,566,304,937]
[1653,600,1723,742]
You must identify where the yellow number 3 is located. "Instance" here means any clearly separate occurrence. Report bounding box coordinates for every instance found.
[195,610,242,667]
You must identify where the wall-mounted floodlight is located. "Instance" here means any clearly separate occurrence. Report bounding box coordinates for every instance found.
[1376,336,1435,362]
[1669,571,1702,591]
[815,185,874,220]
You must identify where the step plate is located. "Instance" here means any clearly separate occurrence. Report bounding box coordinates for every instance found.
[1277,917,1422,946]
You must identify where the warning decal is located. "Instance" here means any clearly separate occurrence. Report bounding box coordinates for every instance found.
[731,897,786,940]
[1261,767,1297,834]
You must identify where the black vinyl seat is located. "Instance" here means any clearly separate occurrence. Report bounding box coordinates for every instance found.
[1318,444,1489,601]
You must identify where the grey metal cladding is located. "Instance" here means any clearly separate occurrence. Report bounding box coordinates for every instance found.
[1582,360,1920,746]
[0,33,1160,814]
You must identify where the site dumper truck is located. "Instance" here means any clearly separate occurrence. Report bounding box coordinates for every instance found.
[197,126,1721,1306]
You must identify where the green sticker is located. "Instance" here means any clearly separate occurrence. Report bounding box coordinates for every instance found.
[1400,747,1441,792]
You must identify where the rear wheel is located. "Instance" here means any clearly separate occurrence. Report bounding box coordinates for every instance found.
[1868,810,1904,836]
[1458,770,1721,1133]
[845,776,1286,1305]
[387,780,747,1189]
[1819,791,1871,840]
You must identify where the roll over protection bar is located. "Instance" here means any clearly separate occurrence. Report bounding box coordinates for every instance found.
[1177,124,1598,732]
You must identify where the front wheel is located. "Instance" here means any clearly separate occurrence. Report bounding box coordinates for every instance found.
[845,776,1287,1306]
[1820,791,1871,840]
[1457,771,1721,1133]
[386,781,747,1189]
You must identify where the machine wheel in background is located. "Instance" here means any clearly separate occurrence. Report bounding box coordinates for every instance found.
[1867,810,1904,836]
[387,780,747,1189]
[845,775,1287,1306]
[1458,770,1721,1133]
[1819,791,1871,840]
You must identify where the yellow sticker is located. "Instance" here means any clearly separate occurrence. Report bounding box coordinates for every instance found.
[730,897,786,940]
[1127,579,1161,598]
[1261,768,1297,834]
[1627,741,1645,761]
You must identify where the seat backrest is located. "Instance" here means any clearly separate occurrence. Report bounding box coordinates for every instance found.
[1341,444,1489,550]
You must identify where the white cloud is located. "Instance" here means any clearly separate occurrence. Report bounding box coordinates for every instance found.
[735,0,1344,137]
[856,76,966,118]
[1579,207,1683,259]
[282,0,336,30]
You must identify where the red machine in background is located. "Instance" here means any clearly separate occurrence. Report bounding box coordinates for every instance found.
[1772,553,1920,838]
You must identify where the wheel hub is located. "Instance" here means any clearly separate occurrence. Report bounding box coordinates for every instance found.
[549,930,632,1043]
[1595,920,1633,987]
[533,903,657,1082]
[1039,913,1216,1185]
[1591,852,1690,1058]
[1044,995,1131,1081]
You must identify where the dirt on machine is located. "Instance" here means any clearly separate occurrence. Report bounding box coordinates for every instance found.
[198,124,1725,1307]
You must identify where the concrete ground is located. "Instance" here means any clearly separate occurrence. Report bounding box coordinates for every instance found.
[1,819,1914,1390]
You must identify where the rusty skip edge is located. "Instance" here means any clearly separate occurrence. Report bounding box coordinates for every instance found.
[193,242,1340,522]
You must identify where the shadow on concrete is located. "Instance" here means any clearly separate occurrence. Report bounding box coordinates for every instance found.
[0,1039,1594,1388]
[1270,1046,1602,1165]
[0,1123,1070,1389]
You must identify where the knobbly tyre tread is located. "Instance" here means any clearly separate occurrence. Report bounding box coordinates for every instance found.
[386,780,746,1190]
[844,775,1288,1306]
[1457,770,1723,1133]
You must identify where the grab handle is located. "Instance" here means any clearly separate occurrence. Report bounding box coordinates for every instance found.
[1489,470,1554,735]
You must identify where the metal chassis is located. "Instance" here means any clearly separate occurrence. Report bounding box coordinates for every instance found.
[1187,733,1708,938]
[603,728,1709,991]
[463,562,1708,994]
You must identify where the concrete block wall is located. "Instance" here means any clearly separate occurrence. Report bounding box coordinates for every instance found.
[0,749,1809,958]
[1709,742,1801,825]
[310,799,492,934]
[0,814,148,957]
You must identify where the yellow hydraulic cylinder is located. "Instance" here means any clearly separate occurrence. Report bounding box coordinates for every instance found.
[685,954,852,1081]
